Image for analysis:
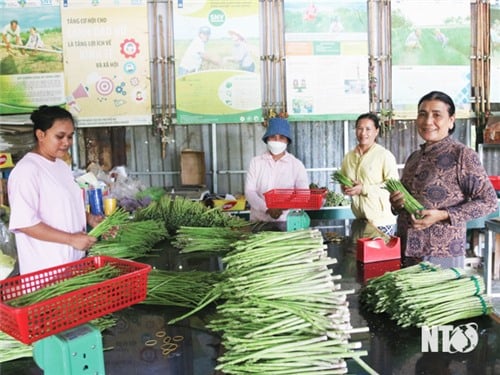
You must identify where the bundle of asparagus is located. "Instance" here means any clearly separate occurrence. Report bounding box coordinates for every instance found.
[360,262,492,327]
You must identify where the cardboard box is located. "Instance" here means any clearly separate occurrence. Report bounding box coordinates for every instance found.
[356,236,401,263]
[0,179,7,206]
[484,119,500,144]
[180,150,205,186]
[213,198,246,211]
[357,259,401,283]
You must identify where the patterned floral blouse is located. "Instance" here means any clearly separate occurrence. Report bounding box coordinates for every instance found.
[397,136,498,258]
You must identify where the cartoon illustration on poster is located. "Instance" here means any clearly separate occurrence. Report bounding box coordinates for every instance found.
[391,0,471,118]
[0,1,64,115]
[173,0,262,124]
[284,1,368,121]
[61,0,151,127]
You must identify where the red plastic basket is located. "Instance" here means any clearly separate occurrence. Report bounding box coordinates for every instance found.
[264,189,327,210]
[0,256,151,344]
[489,176,500,190]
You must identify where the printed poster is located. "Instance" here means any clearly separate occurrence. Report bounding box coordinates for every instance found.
[490,4,500,103]
[391,0,471,118]
[61,0,151,127]
[0,0,65,115]
[284,1,368,121]
[173,0,262,124]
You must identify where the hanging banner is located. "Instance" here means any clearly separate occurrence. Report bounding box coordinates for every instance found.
[284,1,368,121]
[173,0,262,125]
[0,1,65,115]
[61,0,151,127]
[391,0,471,119]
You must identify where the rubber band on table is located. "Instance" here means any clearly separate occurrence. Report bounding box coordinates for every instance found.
[173,335,184,342]
[155,330,167,338]
[163,336,172,344]
[161,343,178,351]
[144,339,157,347]
[162,348,176,356]
[162,344,178,356]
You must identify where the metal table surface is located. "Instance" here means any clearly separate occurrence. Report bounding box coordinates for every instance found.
[1,219,499,375]
[485,218,500,297]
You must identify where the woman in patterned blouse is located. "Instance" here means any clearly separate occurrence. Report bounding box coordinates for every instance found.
[389,91,498,268]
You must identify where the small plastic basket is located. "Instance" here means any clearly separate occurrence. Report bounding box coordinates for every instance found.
[0,256,151,344]
[264,189,327,210]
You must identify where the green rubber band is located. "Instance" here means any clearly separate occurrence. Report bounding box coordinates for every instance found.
[419,263,429,271]
[475,295,488,315]
[470,275,481,295]
[450,267,461,279]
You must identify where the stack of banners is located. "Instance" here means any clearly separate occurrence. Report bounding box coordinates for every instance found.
[170,228,376,374]
[359,262,493,327]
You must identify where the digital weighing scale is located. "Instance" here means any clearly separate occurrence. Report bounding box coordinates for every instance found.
[33,324,105,374]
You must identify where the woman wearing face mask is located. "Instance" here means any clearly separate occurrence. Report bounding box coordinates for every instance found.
[245,117,309,222]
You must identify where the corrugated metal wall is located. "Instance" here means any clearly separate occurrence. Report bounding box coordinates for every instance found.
[125,118,499,195]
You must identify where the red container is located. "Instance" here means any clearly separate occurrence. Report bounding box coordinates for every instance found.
[489,176,500,190]
[357,259,401,283]
[356,236,401,263]
[0,256,151,344]
[264,189,327,210]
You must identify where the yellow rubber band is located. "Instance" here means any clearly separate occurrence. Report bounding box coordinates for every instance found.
[144,339,157,347]
[155,330,166,338]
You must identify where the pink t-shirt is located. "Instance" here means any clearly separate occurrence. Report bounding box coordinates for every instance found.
[245,151,309,222]
[8,152,86,274]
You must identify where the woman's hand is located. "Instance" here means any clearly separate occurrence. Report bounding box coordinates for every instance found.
[87,213,104,228]
[69,232,98,251]
[266,208,283,220]
[410,209,450,230]
[343,181,362,196]
[389,191,405,212]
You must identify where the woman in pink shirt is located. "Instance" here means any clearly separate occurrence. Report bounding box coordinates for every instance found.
[245,118,309,222]
[8,105,102,274]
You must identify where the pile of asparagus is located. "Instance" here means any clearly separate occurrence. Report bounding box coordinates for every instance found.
[171,229,375,374]
[360,262,493,327]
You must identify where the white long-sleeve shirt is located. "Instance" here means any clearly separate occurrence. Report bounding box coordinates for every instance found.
[245,151,309,222]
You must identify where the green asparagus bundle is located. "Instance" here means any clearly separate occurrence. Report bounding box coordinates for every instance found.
[88,219,168,259]
[360,262,493,327]
[6,264,121,307]
[88,208,131,238]
[331,171,354,187]
[172,226,248,253]
[168,229,375,374]
[142,269,222,308]
[385,178,424,216]
[135,194,248,235]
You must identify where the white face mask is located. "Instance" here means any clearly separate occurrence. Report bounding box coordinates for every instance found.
[267,141,287,155]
